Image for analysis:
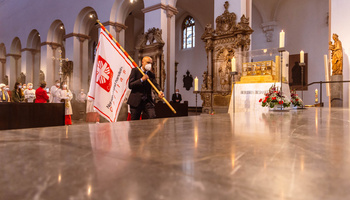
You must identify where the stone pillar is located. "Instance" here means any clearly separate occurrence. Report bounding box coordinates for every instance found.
[65,33,90,93]
[40,42,62,86]
[142,1,177,99]
[20,50,27,80]
[6,54,21,87]
[330,75,343,107]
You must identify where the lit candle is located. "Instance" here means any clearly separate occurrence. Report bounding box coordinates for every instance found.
[194,77,198,91]
[279,30,285,48]
[231,57,236,72]
[300,50,304,63]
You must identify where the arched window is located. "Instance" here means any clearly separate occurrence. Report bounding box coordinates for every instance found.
[182,16,195,49]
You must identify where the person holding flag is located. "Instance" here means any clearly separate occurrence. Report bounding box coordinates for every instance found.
[127,56,164,120]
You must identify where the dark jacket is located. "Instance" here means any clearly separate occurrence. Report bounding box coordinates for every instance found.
[127,67,160,107]
[11,89,24,103]
[172,93,182,103]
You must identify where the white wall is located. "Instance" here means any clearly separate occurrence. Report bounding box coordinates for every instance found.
[331,0,350,108]
[252,0,329,107]
[175,12,206,107]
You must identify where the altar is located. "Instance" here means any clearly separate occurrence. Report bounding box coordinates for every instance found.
[233,82,291,112]
[228,48,291,113]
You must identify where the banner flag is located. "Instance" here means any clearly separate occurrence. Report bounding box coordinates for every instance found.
[88,30,134,122]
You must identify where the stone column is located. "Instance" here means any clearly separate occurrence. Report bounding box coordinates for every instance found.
[65,33,90,93]
[330,75,343,107]
[6,54,21,87]
[142,1,177,99]
[114,23,127,47]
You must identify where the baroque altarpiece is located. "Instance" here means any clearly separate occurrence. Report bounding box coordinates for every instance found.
[200,1,253,113]
[136,28,166,94]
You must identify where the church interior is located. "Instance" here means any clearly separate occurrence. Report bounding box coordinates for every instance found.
[1,0,350,199]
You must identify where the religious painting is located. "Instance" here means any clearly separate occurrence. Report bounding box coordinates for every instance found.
[289,53,308,91]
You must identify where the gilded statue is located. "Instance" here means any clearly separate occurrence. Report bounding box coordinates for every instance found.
[329,34,343,75]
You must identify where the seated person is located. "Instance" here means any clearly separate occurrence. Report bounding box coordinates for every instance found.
[11,82,24,102]
[0,83,10,102]
[172,89,182,103]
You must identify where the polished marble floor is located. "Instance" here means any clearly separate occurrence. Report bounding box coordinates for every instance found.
[1,107,350,200]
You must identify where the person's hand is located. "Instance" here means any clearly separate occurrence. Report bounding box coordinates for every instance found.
[141,74,149,82]
[158,91,164,99]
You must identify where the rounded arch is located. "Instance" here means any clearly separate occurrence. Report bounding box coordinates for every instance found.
[111,0,143,24]
[73,7,98,35]
[252,3,264,24]
[27,29,41,50]
[10,37,22,55]
[47,20,66,44]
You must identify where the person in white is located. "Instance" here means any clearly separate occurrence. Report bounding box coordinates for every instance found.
[60,84,73,125]
[76,89,87,103]
[24,83,36,103]
[50,80,61,103]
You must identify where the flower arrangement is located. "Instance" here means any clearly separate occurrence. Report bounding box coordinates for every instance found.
[290,90,303,107]
[259,84,291,108]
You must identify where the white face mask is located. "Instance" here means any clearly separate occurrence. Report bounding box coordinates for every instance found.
[145,64,152,71]
[18,86,22,89]
[176,92,179,94]
[5,88,9,91]
[29,86,33,89]
[23,86,26,89]
[56,83,60,87]
[63,85,67,89]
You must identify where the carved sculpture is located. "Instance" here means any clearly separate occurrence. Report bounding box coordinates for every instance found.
[62,60,73,85]
[136,27,166,93]
[3,75,8,85]
[329,33,343,75]
[17,72,26,84]
[39,70,45,84]
[200,1,253,112]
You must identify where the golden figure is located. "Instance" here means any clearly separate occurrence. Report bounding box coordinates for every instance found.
[329,34,343,75]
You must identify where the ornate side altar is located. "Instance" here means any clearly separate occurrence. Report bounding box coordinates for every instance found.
[136,28,166,93]
[200,1,253,113]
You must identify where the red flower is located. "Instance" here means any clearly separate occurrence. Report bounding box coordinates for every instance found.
[272,97,276,100]
[259,99,262,102]
[274,91,278,93]
[279,101,283,104]
[263,99,267,103]
[296,99,299,101]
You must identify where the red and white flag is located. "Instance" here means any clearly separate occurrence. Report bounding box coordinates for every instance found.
[88,30,134,122]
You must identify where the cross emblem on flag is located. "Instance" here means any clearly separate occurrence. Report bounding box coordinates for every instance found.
[96,55,114,92]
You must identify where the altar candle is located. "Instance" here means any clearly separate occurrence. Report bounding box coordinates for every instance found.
[279,30,285,48]
[231,57,236,72]
[324,54,330,97]
[300,50,304,63]
[194,77,198,91]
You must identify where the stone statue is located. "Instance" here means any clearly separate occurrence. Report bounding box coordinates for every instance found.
[329,34,343,75]
[39,70,45,84]
[3,75,8,85]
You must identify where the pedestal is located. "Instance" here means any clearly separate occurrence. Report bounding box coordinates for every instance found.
[330,75,343,107]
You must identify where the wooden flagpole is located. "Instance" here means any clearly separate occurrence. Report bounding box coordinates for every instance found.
[96,20,176,114]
